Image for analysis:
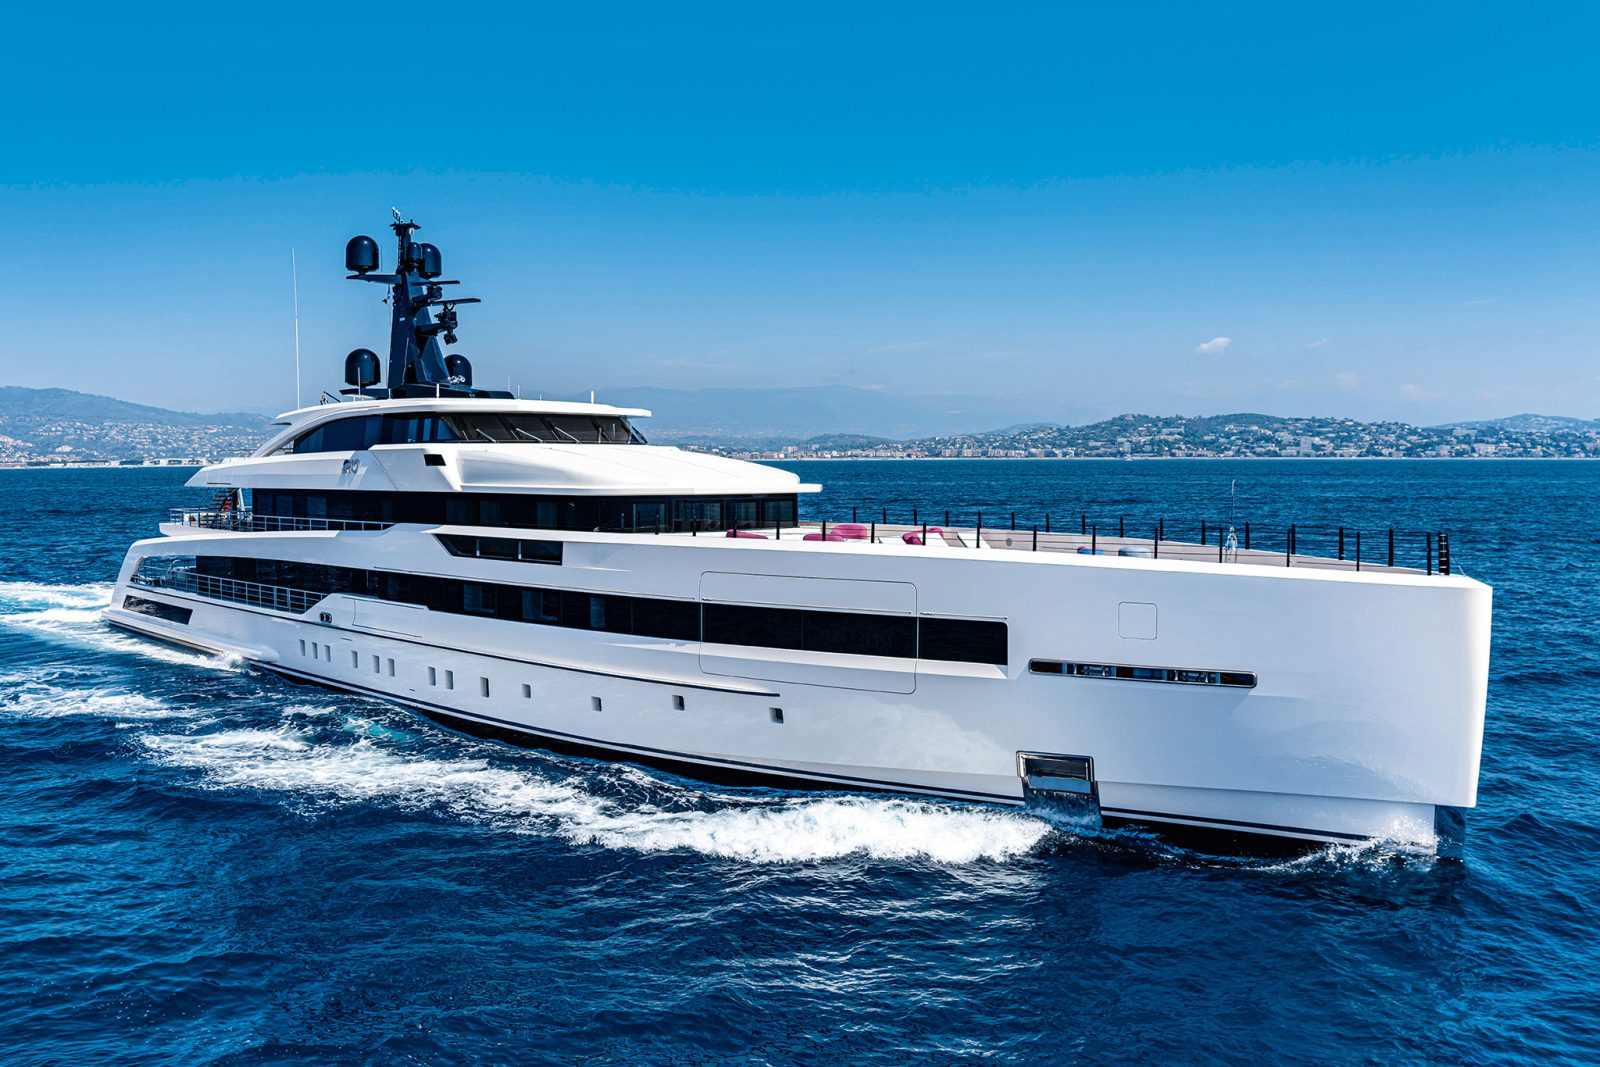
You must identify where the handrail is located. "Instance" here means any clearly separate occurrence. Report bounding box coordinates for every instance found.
[807,507,1454,575]
[170,509,394,533]
[164,505,1454,576]
[131,567,325,614]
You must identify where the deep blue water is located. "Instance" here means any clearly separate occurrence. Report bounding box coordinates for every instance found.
[2,460,1598,1065]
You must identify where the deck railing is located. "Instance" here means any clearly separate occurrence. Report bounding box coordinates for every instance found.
[163,505,1454,576]
[170,509,394,533]
[131,566,323,614]
[805,508,1453,575]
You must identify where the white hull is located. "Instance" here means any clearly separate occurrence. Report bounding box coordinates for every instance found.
[109,525,1491,851]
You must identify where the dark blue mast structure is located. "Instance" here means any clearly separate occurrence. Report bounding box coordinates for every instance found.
[339,211,511,399]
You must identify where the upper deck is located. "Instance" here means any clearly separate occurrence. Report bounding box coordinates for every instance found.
[188,397,820,499]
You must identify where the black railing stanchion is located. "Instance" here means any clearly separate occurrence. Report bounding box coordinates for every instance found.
[1286,527,1292,567]
[1244,522,1251,550]
[1388,528,1395,568]
[975,513,982,548]
[1119,516,1125,538]
[1355,530,1361,571]
[912,508,918,527]
[1427,532,1434,575]
[1441,532,1451,575]
[1338,526,1345,561]
[945,510,950,527]
[1032,525,1038,551]
[1159,517,1165,541]
[1010,511,1016,531]
[1045,513,1051,533]
[1091,525,1097,554]
[1217,532,1223,563]
[1154,526,1160,559]
[852,507,858,523]
[869,521,875,544]
[1201,519,1207,546]
[922,522,928,546]
[1081,513,1087,535]
[821,520,828,538]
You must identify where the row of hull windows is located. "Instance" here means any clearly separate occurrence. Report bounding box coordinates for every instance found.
[248,490,798,533]
[283,412,646,454]
[299,641,732,723]
[300,640,398,678]
[189,555,1008,665]
[1029,659,1256,688]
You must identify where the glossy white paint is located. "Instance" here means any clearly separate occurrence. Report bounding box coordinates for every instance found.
[110,514,1491,848]
[109,400,1492,849]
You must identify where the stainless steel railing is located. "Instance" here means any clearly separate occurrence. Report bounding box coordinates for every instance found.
[168,509,393,533]
[131,567,324,614]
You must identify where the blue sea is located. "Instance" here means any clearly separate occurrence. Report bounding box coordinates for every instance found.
[2,460,1597,1065]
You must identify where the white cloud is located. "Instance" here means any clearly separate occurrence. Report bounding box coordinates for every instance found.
[1195,336,1232,354]
[1334,371,1359,390]
[1305,338,1330,349]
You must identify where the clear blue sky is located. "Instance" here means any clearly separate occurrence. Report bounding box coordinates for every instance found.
[4,2,1597,424]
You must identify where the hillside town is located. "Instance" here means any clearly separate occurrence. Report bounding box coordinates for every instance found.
[2,389,1597,467]
[708,413,1600,461]
[0,417,267,467]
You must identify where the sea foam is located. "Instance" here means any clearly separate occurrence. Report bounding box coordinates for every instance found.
[139,711,1054,865]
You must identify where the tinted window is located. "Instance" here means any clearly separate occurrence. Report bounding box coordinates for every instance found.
[804,610,916,658]
[703,603,803,650]
[631,598,699,640]
[123,595,193,625]
[175,555,1002,664]
[919,618,1009,665]
[248,490,796,533]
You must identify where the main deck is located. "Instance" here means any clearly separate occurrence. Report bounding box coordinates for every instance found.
[166,507,1453,577]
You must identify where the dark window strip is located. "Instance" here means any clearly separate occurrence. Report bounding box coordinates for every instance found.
[286,412,647,454]
[122,595,193,625]
[436,534,563,565]
[184,555,1007,665]
[244,489,797,534]
[1028,659,1255,688]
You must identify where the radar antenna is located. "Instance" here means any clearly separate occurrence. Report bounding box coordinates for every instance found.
[338,213,510,399]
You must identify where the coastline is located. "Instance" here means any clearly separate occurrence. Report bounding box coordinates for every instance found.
[6,454,1600,472]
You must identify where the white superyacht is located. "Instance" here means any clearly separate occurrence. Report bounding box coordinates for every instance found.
[108,216,1492,852]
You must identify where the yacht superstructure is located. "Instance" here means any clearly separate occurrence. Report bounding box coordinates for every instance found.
[108,216,1492,852]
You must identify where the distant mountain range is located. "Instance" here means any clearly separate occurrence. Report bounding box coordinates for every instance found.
[0,385,1595,464]
[1440,413,1600,433]
[0,387,271,463]
[0,387,268,428]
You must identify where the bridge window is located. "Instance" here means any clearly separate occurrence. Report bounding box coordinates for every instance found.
[284,411,644,453]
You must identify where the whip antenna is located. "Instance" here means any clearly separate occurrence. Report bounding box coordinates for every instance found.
[291,246,302,408]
